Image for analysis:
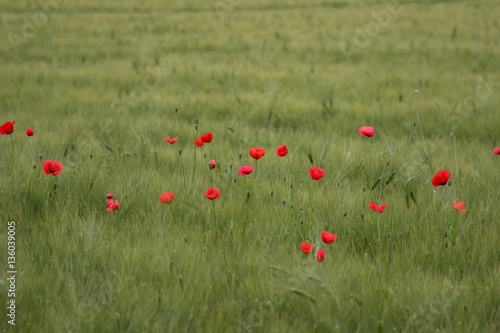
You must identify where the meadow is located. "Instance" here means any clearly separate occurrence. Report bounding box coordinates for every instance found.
[1,0,500,331]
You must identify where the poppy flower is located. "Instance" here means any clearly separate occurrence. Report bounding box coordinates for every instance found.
[0,121,15,135]
[42,160,64,176]
[249,148,266,160]
[204,187,220,200]
[238,165,254,176]
[209,159,216,169]
[300,242,314,254]
[321,231,337,244]
[106,193,114,199]
[26,128,34,136]
[452,201,466,214]
[201,132,213,143]
[276,145,288,157]
[106,200,120,211]
[309,167,325,180]
[316,249,325,262]
[492,147,500,155]
[359,126,375,137]
[431,170,451,188]
[159,192,174,204]
[164,136,178,144]
[369,202,386,213]
[194,138,205,147]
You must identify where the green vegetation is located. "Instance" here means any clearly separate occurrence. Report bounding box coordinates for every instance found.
[1,0,499,331]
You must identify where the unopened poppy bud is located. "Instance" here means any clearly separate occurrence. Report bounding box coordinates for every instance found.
[386,161,390,166]
[413,121,417,127]
[343,212,347,217]
[282,200,286,206]
[175,108,178,113]
[239,154,242,160]
[106,193,114,199]
[39,155,43,160]
[204,154,207,158]
[448,179,452,186]
[33,165,36,169]
[184,238,188,242]
[290,184,293,189]
[300,219,304,225]
[337,181,341,187]
[270,190,273,197]
[445,241,448,248]
[387,232,391,238]
[283,177,286,182]
[90,154,93,159]
[284,234,287,239]
[444,231,448,238]
[414,89,419,95]
[360,214,364,220]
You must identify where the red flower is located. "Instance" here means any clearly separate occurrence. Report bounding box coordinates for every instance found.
[106,200,120,211]
[316,249,325,262]
[359,126,375,137]
[369,202,386,213]
[300,242,314,254]
[492,147,500,155]
[0,121,15,135]
[321,231,337,244]
[204,187,220,200]
[431,170,451,188]
[159,192,174,204]
[452,201,466,214]
[249,148,266,160]
[42,160,64,176]
[194,138,205,147]
[106,193,114,199]
[209,159,216,169]
[276,145,288,157]
[238,165,254,176]
[26,128,34,136]
[201,132,213,143]
[164,136,178,144]
[309,167,325,180]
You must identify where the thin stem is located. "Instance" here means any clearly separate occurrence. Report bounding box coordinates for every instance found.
[210,170,217,225]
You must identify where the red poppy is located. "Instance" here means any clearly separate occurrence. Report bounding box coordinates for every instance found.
[0,121,15,135]
[492,147,500,155]
[316,249,325,262]
[359,126,375,137]
[369,202,386,213]
[164,136,178,144]
[106,200,120,211]
[309,167,325,180]
[276,145,288,157]
[431,170,451,188]
[194,138,205,147]
[42,160,64,176]
[106,193,114,199]
[300,242,314,254]
[249,148,266,160]
[321,231,337,244]
[238,165,254,176]
[204,187,220,200]
[201,132,213,143]
[26,128,34,136]
[452,201,466,214]
[209,159,216,169]
[159,192,174,204]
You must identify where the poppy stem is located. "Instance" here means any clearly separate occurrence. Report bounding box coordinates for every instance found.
[377,215,382,254]
[210,169,217,226]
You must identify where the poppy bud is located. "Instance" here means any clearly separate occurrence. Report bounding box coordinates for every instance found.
[300,219,304,225]
[39,155,43,160]
[413,121,416,127]
[239,154,242,160]
[343,212,347,217]
[445,241,448,248]
[386,161,390,166]
[414,89,419,95]
[386,232,391,238]
[106,193,114,199]
[175,108,178,113]
[337,181,341,187]
[270,190,273,197]
[282,200,285,206]
[179,149,182,155]
[360,214,364,220]
[444,231,448,238]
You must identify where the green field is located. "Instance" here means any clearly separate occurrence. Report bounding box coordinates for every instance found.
[1,0,500,331]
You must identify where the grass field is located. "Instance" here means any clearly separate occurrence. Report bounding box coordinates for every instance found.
[1,0,500,331]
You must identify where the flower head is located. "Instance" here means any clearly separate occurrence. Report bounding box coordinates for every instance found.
[201,132,213,143]
[249,148,266,160]
[321,231,337,244]
[164,136,178,144]
[194,138,205,147]
[238,165,254,176]
[26,128,34,136]
[359,126,375,137]
[106,193,114,199]
[159,192,174,204]
[0,121,15,135]
[369,202,386,213]
[309,167,325,180]
[452,201,466,214]
[106,200,120,211]
[276,145,288,157]
[431,170,451,188]
[42,160,64,176]
[209,159,216,169]
[300,242,314,254]
[492,147,500,155]
[204,187,220,200]
[316,249,325,262]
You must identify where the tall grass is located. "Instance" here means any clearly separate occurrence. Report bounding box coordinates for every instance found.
[1,0,499,332]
